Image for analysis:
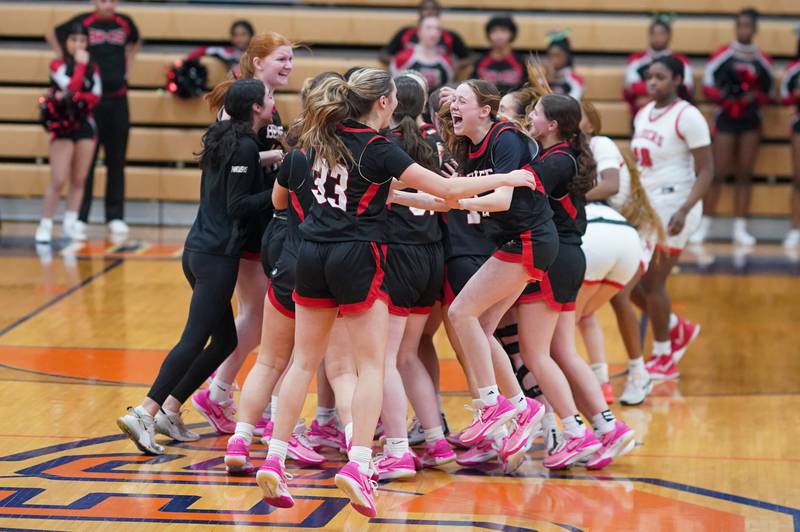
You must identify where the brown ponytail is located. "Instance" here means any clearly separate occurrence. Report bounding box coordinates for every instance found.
[439,79,501,167]
[539,93,596,195]
[393,74,438,171]
[620,149,666,243]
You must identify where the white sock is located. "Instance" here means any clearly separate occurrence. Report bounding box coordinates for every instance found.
[316,406,337,426]
[478,385,499,407]
[262,404,271,420]
[508,392,527,414]
[344,422,353,448]
[63,211,78,226]
[267,438,288,462]
[385,437,409,457]
[234,422,255,443]
[542,412,558,430]
[134,405,153,420]
[734,217,748,230]
[270,396,279,420]
[561,415,585,438]
[592,410,617,435]
[209,377,233,403]
[590,363,609,384]
[652,340,671,356]
[628,357,646,375]
[39,218,53,228]
[423,426,444,444]
[349,445,373,474]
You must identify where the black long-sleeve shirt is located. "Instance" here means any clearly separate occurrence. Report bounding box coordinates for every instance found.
[185,135,271,257]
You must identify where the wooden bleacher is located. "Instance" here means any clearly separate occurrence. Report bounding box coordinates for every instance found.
[0,1,796,217]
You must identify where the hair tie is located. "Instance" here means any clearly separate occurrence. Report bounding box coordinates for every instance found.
[546,29,571,46]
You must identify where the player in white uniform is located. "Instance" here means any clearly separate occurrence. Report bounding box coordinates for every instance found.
[576,101,664,406]
[631,56,713,381]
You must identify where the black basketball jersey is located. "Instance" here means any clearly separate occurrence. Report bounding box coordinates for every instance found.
[460,120,552,246]
[384,130,443,245]
[530,141,586,245]
[299,119,415,243]
[276,148,314,243]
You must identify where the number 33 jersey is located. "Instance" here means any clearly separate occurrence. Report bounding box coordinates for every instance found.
[299,119,415,243]
[630,99,711,196]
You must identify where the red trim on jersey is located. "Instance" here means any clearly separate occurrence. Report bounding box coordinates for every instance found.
[442,267,456,306]
[292,291,338,309]
[409,305,434,315]
[357,183,381,216]
[541,141,570,159]
[648,99,682,123]
[520,230,545,281]
[338,242,389,315]
[584,278,625,290]
[336,123,376,134]
[558,195,578,219]
[520,164,545,194]
[114,14,131,35]
[518,274,574,311]
[268,283,296,319]
[83,13,99,26]
[289,191,305,222]
[655,243,683,256]
[388,303,412,317]
[240,251,261,262]
[468,120,515,159]
[674,104,689,141]
[583,279,602,286]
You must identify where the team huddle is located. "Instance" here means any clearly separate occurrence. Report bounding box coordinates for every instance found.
[115,30,710,518]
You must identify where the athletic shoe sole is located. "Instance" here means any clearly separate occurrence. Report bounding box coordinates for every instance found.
[377,468,416,481]
[544,441,602,470]
[421,453,457,468]
[116,417,162,456]
[672,324,701,365]
[334,473,376,517]
[501,446,526,474]
[256,469,294,508]
[587,430,636,470]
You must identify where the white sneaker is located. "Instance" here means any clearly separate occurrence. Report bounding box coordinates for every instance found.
[63,220,88,241]
[108,219,130,235]
[732,218,756,246]
[619,372,653,406]
[783,229,800,249]
[688,216,711,244]
[407,416,425,446]
[117,407,165,455]
[155,410,200,442]
[35,220,53,243]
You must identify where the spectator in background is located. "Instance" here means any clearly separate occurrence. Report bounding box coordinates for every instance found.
[46,0,141,238]
[623,14,694,119]
[473,14,528,95]
[692,8,774,246]
[544,30,584,100]
[380,0,472,77]
[390,16,454,95]
[36,23,102,244]
[781,27,800,249]
[187,19,254,77]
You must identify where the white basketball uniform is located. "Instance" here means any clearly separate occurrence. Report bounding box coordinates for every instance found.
[630,99,710,252]
[582,203,644,288]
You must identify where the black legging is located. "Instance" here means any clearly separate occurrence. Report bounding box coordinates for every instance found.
[79,95,130,223]
[147,250,240,405]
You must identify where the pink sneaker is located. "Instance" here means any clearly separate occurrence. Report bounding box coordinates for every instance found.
[288,425,325,466]
[543,429,602,470]
[585,421,636,470]
[259,420,275,445]
[420,439,456,468]
[334,461,378,517]
[501,398,545,458]
[648,355,680,381]
[254,417,270,437]
[671,315,700,364]
[308,419,346,452]
[375,452,416,480]
[456,437,497,466]
[224,435,255,474]
[460,396,516,446]
[446,430,471,450]
[191,388,236,434]
[256,455,294,508]
[601,382,615,405]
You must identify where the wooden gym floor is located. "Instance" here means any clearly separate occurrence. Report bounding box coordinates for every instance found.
[0,221,797,531]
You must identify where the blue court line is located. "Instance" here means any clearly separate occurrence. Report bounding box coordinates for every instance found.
[0,258,123,338]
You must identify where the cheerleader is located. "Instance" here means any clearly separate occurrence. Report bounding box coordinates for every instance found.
[782,30,800,249]
[116,80,275,455]
[36,23,101,244]
[390,16,455,94]
[623,14,694,119]
[473,14,528,95]
[186,20,254,76]
[631,56,713,380]
[191,33,294,434]
[544,31,584,101]
[695,8,774,246]
[255,68,536,516]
